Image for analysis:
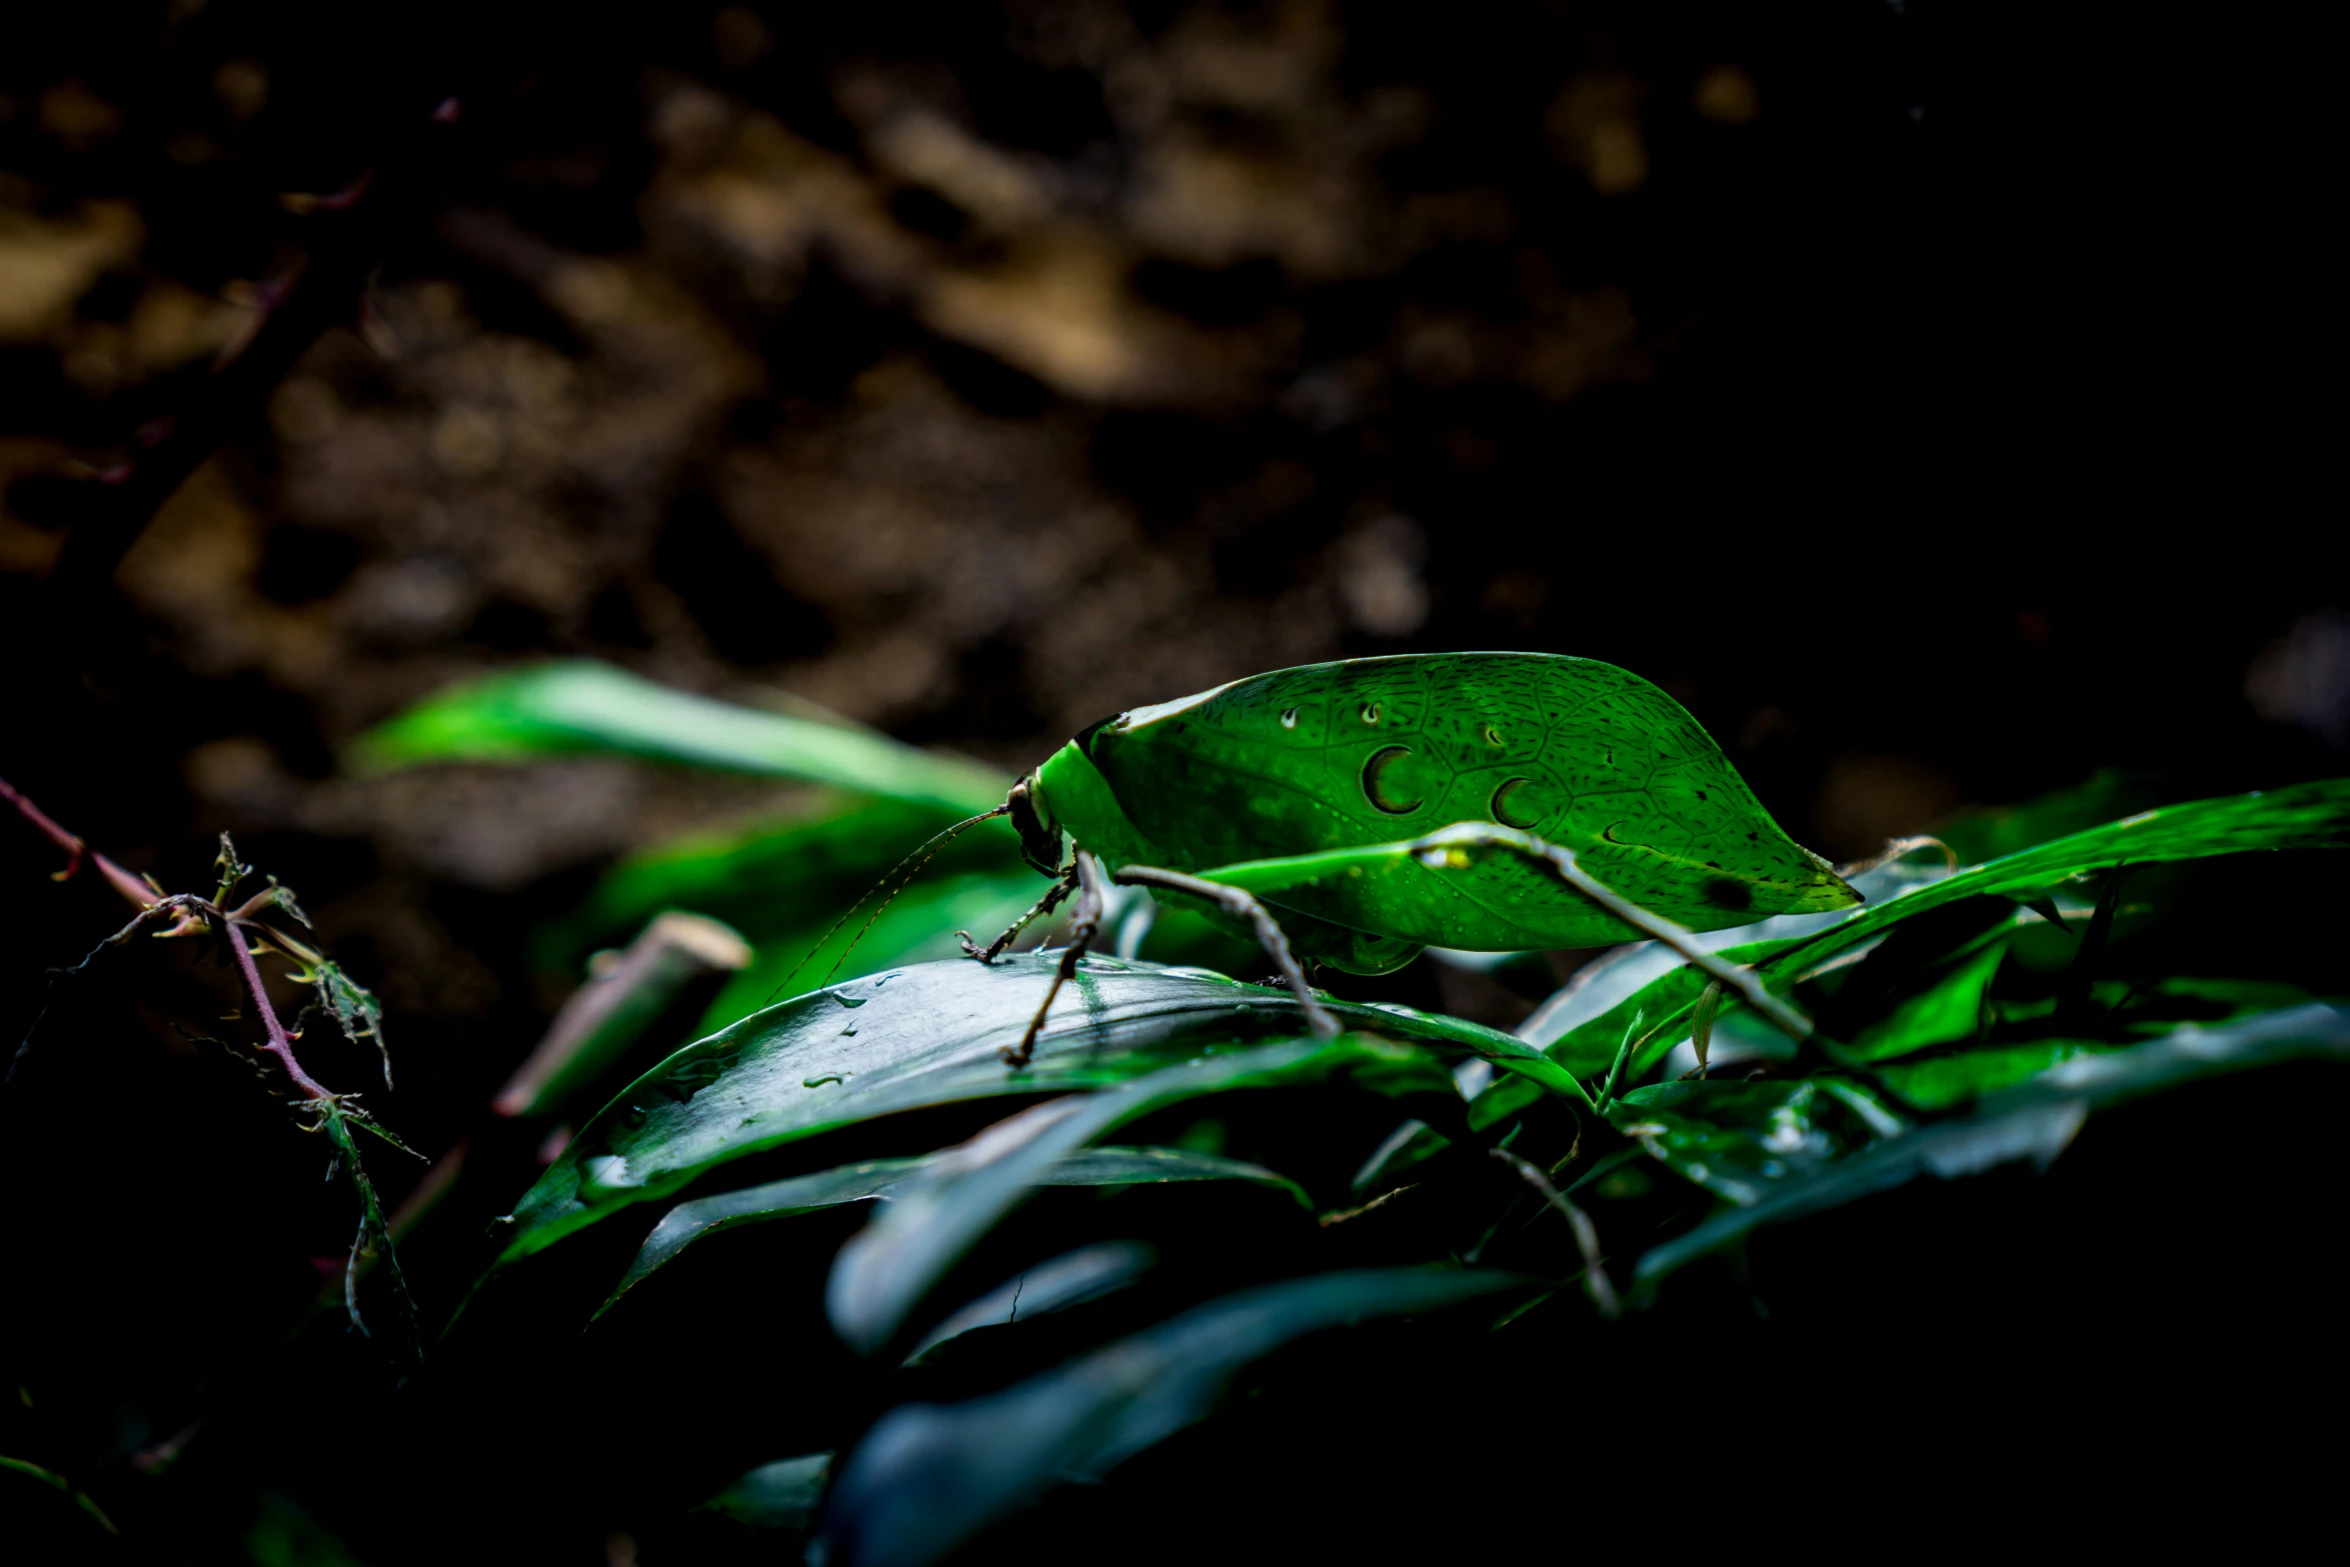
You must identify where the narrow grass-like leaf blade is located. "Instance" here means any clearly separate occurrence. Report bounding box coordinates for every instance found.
[827,1042,1399,1353]
[812,1268,1522,1567]
[601,1147,1302,1316]
[904,1241,1158,1365]
[349,660,1010,815]
[1531,780,2350,1076]
[1633,1002,2350,1291]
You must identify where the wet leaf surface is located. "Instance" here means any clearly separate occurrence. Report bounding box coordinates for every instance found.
[487,953,1546,1275]
[1606,1078,1903,1205]
[1632,1003,2350,1290]
[827,1044,1380,1353]
[1521,781,2350,1079]
[602,1146,1300,1316]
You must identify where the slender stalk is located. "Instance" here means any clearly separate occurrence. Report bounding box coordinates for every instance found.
[220,918,337,1103]
[1490,1147,1620,1319]
[5,776,335,1102]
[1,774,161,912]
[1198,822,1815,1042]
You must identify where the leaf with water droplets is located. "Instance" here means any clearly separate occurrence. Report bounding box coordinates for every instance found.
[483,953,1545,1279]
[1632,1003,2350,1293]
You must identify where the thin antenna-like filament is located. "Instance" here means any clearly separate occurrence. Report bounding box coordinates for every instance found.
[767,804,1013,1004]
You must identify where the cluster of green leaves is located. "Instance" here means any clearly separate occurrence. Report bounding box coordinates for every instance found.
[367,663,2350,1566]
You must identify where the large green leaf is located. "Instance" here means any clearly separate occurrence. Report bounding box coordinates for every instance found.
[1631,1002,2350,1292]
[488,953,1562,1274]
[601,1147,1302,1317]
[811,1267,1523,1567]
[828,1044,1387,1353]
[348,660,1011,815]
[1526,780,2350,1078]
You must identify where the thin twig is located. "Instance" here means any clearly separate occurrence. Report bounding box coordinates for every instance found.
[1109,862,1340,1039]
[220,917,337,1103]
[1491,1146,1620,1319]
[1411,823,1814,1041]
[1,773,164,912]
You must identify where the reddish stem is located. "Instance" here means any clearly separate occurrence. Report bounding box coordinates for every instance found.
[0,774,156,911]
[222,917,336,1104]
[5,774,333,1103]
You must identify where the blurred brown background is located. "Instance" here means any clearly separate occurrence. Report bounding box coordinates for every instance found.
[0,0,2339,1238]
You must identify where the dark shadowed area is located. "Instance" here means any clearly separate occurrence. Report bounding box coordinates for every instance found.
[1,2,2341,1561]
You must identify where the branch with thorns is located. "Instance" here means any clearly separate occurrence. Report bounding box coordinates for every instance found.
[4,775,416,1351]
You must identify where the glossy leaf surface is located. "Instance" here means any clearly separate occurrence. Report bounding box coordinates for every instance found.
[1608,1078,1904,1206]
[1633,1002,2350,1289]
[491,953,1548,1272]
[603,1146,1299,1315]
[827,1043,1381,1353]
[1073,652,1859,947]
[1525,781,2350,1076]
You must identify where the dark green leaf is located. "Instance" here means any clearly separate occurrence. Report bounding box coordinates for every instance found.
[1633,1002,2350,1291]
[1607,1078,1904,1205]
[905,1240,1157,1364]
[1874,1041,2105,1110]
[811,1268,1522,1567]
[601,1146,1301,1316]
[701,1452,833,1532]
[488,954,1545,1275]
[1847,938,2005,1062]
[348,660,1010,815]
[1750,782,2350,1010]
[828,1044,1381,1353]
[1532,781,2350,1079]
